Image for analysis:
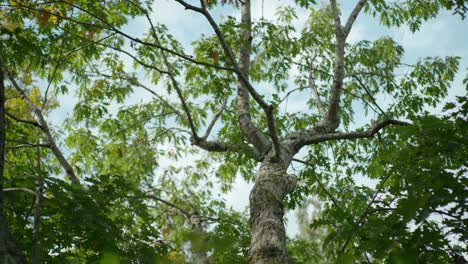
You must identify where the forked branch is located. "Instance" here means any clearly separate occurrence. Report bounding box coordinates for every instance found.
[174,0,281,160]
[322,0,367,131]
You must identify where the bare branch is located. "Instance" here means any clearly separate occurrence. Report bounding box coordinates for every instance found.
[173,0,204,12]
[308,61,326,115]
[3,187,37,198]
[279,87,307,104]
[292,158,342,210]
[295,119,410,148]
[5,111,42,128]
[343,0,367,37]
[191,137,262,161]
[352,76,387,116]
[329,0,344,37]
[234,0,273,157]
[6,144,49,150]
[322,0,346,131]
[202,97,228,139]
[144,194,191,218]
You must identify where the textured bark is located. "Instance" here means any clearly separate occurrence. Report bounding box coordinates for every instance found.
[236,0,271,156]
[321,32,345,131]
[249,161,296,264]
[189,213,209,264]
[0,70,26,264]
[247,118,407,263]
[321,0,367,131]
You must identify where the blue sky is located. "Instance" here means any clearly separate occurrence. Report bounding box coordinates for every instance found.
[47,0,467,237]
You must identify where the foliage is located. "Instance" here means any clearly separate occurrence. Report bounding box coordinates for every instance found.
[0,0,466,263]
[305,97,467,263]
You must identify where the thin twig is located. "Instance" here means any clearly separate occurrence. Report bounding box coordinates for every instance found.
[292,158,342,210]
[202,97,228,139]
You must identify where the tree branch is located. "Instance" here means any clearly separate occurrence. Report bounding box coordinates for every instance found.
[5,111,42,128]
[140,12,200,141]
[6,144,50,150]
[279,87,307,104]
[234,0,273,157]
[3,187,38,198]
[1,63,81,186]
[308,60,326,115]
[292,158,342,210]
[191,137,262,161]
[339,170,393,255]
[295,119,410,148]
[353,76,387,116]
[14,1,234,72]
[329,0,343,37]
[202,97,228,140]
[322,0,367,132]
[94,41,169,75]
[342,87,380,115]
[343,0,367,37]
[144,194,191,218]
[107,73,185,121]
[174,0,281,160]
[322,0,346,131]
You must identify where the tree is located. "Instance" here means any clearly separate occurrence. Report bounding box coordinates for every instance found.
[0,0,466,263]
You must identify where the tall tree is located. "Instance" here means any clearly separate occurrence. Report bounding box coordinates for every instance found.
[0,63,26,264]
[0,0,466,263]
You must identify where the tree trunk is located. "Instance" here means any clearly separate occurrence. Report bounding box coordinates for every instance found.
[0,69,26,263]
[190,213,209,264]
[249,161,296,264]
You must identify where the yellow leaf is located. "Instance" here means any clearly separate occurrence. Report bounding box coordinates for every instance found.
[48,15,58,24]
[0,20,17,32]
[168,251,178,262]
[0,10,18,32]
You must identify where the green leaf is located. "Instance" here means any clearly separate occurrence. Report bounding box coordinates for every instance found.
[336,252,355,264]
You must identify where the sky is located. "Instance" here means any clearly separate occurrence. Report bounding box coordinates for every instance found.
[46,0,468,237]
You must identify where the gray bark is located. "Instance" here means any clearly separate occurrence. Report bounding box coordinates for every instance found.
[190,212,209,264]
[249,160,296,264]
[248,142,297,263]
[236,0,271,155]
